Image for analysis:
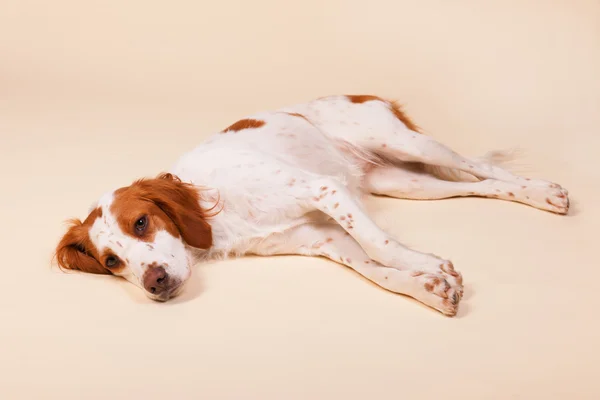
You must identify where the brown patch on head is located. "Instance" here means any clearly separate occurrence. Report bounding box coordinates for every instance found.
[346,95,420,132]
[110,173,214,249]
[222,118,265,133]
[55,207,110,275]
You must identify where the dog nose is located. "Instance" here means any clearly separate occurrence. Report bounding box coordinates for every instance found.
[143,266,169,295]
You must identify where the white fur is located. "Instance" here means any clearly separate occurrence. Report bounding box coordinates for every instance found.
[89,193,191,300]
[88,95,569,316]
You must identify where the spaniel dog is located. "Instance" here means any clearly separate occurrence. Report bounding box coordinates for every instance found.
[55,95,569,316]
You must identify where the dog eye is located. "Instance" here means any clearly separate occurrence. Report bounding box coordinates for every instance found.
[135,216,148,233]
[106,256,119,268]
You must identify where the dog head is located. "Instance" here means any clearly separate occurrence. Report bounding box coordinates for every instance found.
[55,173,213,301]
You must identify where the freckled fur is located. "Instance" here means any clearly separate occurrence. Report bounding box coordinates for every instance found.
[55,94,569,315]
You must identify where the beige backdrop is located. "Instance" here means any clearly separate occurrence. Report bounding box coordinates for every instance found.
[1,1,599,399]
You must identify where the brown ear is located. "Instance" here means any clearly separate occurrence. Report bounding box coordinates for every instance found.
[55,219,109,275]
[143,173,213,249]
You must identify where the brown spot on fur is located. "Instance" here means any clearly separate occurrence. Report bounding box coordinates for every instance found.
[346,94,381,104]
[340,216,346,220]
[346,95,421,132]
[286,112,309,122]
[333,203,339,209]
[441,263,460,278]
[384,240,389,245]
[388,101,420,132]
[424,282,435,292]
[222,118,265,133]
[411,271,424,277]
[381,144,387,148]
[320,186,328,191]
[331,190,337,195]
[326,238,333,243]
[439,284,450,299]
[365,260,370,264]
[508,192,515,197]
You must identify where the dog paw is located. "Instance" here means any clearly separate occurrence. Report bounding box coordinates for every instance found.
[411,263,464,316]
[544,187,570,215]
[523,185,570,215]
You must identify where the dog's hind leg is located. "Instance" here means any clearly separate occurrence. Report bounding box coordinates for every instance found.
[363,164,569,214]
[294,95,569,213]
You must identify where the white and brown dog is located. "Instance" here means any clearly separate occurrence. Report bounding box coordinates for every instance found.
[55,95,569,316]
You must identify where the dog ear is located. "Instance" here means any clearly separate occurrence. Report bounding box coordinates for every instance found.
[55,219,109,275]
[142,173,213,249]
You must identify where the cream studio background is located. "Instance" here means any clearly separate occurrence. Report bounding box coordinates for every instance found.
[1,1,599,399]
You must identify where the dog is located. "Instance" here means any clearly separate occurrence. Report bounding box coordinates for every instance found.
[54,94,569,316]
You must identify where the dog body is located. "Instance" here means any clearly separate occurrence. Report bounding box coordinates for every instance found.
[56,95,569,316]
